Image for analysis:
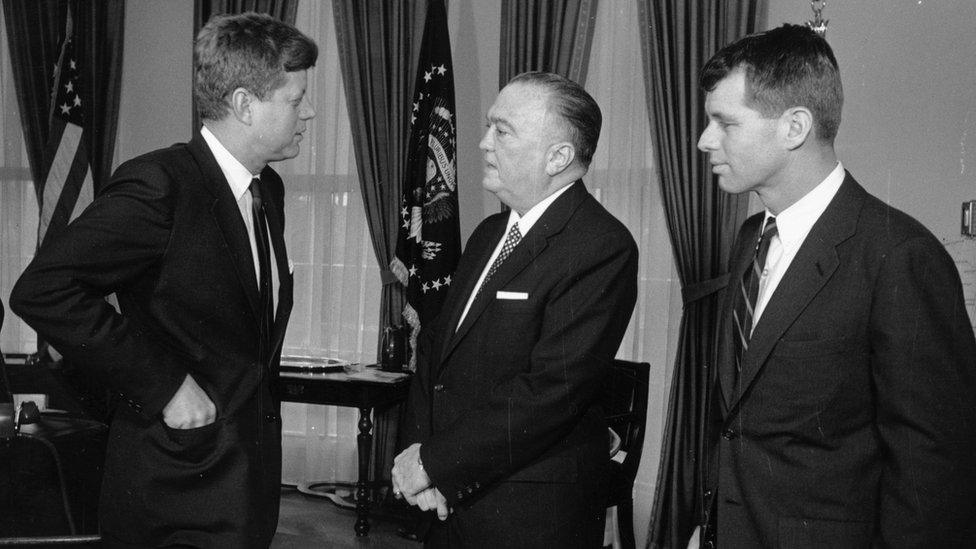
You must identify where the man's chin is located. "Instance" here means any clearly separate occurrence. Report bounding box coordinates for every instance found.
[481,176,501,194]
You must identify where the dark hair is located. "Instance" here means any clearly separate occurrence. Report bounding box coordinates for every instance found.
[508,71,602,167]
[700,24,843,142]
[194,12,317,121]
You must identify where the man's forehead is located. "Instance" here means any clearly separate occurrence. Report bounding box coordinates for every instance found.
[490,83,549,121]
[705,71,748,109]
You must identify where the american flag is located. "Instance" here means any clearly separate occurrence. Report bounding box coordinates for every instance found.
[38,6,93,250]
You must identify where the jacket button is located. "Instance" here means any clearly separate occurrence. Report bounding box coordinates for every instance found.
[704,490,712,499]
[433,384,445,392]
[265,414,278,423]
[722,429,737,440]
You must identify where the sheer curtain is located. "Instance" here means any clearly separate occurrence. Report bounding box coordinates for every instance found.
[0,8,39,354]
[583,1,680,546]
[274,0,382,485]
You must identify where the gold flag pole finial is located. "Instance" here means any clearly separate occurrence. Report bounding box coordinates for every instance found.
[806,1,829,37]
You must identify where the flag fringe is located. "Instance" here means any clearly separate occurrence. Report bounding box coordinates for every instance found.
[402,302,420,372]
[390,257,410,287]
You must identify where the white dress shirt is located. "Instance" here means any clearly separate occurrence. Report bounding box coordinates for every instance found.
[753,162,845,326]
[200,126,280,313]
[456,183,575,329]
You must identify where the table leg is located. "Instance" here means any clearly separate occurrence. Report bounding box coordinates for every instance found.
[355,406,373,537]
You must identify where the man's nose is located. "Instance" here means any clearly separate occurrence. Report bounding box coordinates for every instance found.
[697,124,715,152]
[301,97,315,120]
[479,128,492,151]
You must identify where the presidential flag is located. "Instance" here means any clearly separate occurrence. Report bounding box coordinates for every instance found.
[390,0,461,371]
[38,6,93,250]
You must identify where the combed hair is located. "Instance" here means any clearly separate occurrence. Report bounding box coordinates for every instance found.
[194,12,317,121]
[700,24,843,142]
[508,71,602,168]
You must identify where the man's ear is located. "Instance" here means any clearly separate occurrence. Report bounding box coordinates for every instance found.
[230,87,253,124]
[545,142,576,176]
[783,107,814,150]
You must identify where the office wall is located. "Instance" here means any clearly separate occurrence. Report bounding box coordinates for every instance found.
[767,2,976,243]
[447,0,502,241]
[115,0,193,168]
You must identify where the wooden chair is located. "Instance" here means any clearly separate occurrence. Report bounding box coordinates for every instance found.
[602,359,650,549]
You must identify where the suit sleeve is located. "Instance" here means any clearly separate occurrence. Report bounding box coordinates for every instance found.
[420,226,638,505]
[402,322,438,445]
[10,161,188,419]
[870,235,976,546]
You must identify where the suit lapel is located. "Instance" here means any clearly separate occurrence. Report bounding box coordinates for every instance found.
[727,174,863,413]
[187,134,263,324]
[440,181,590,365]
[720,216,762,409]
[439,217,504,338]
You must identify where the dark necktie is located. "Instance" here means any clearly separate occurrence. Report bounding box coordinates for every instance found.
[732,216,777,383]
[478,223,522,294]
[249,178,275,353]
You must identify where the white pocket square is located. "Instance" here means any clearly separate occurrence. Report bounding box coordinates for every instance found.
[496,291,528,300]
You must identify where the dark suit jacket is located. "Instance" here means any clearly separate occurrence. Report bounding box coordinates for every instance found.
[11,133,293,548]
[703,173,976,548]
[404,181,638,547]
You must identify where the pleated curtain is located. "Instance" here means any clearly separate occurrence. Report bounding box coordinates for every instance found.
[637,2,767,547]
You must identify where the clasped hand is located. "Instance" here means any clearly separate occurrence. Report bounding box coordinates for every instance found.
[391,443,451,520]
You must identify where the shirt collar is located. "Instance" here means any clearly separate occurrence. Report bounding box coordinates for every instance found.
[506,182,575,236]
[200,125,258,201]
[764,162,845,252]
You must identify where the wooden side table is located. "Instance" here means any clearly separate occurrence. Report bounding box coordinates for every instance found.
[277,366,411,537]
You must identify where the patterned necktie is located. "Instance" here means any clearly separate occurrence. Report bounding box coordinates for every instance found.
[478,223,522,294]
[732,216,777,381]
[249,178,275,353]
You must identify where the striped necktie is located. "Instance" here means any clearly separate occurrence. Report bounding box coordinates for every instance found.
[732,216,777,382]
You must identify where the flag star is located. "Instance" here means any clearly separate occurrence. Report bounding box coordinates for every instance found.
[444,275,452,286]
[413,102,419,112]
[73,95,81,107]
[411,114,416,125]
[65,81,74,93]
[419,92,424,100]
[424,71,432,83]
[409,265,418,277]
[401,207,409,217]
[402,219,410,229]
[431,279,442,290]
[421,282,430,293]
[70,59,76,70]
[437,64,447,75]
[60,103,71,115]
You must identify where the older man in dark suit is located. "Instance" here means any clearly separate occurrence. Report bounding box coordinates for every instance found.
[11,13,316,547]
[393,71,638,548]
[696,24,976,548]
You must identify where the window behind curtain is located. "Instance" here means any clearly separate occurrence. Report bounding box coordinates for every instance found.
[274,0,383,484]
[0,8,40,354]
[584,1,681,545]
